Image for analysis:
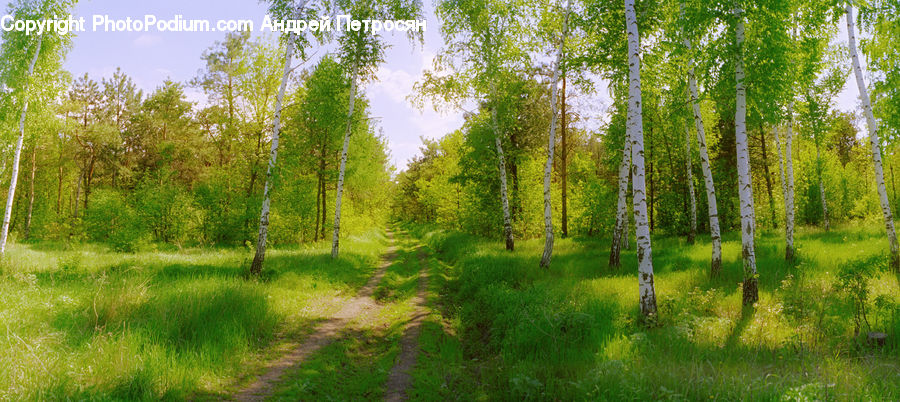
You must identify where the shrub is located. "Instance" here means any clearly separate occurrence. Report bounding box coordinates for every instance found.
[83,189,146,252]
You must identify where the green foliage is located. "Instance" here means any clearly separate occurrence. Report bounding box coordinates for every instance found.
[415,223,900,400]
[83,189,145,252]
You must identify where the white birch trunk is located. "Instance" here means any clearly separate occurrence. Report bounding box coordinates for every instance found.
[332,67,357,259]
[490,103,515,251]
[625,0,657,318]
[734,4,758,305]
[847,4,900,270]
[540,0,570,268]
[685,124,697,244]
[785,102,796,259]
[0,35,42,255]
[610,138,631,268]
[684,33,722,274]
[250,2,306,274]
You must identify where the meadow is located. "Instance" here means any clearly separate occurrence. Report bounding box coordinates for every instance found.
[409,223,900,400]
[1,224,899,400]
[0,231,388,400]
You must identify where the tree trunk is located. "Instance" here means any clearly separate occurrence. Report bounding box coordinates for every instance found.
[734,4,758,306]
[1,35,42,255]
[625,0,657,319]
[332,66,357,259]
[684,32,722,275]
[847,4,900,271]
[685,124,697,244]
[540,0,569,269]
[24,145,36,240]
[816,140,829,230]
[321,177,327,240]
[785,102,796,259]
[314,173,322,242]
[759,125,776,229]
[490,97,515,251]
[561,76,569,239]
[610,138,631,268]
[84,149,95,213]
[774,125,792,260]
[249,5,302,275]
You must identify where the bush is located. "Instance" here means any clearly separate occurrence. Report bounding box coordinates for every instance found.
[83,189,146,252]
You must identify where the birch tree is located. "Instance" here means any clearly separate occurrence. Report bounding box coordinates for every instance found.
[846,3,900,271]
[684,123,697,244]
[734,2,758,305]
[610,120,631,268]
[331,0,423,258]
[540,0,571,268]
[417,0,530,252]
[250,0,313,275]
[0,35,41,255]
[683,23,722,275]
[625,0,657,318]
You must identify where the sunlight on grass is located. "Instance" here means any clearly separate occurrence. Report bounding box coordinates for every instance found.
[0,230,387,400]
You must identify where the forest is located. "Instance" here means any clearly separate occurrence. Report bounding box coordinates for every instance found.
[1,0,899,400]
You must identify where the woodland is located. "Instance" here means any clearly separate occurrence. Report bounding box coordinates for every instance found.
[1,0,899,400]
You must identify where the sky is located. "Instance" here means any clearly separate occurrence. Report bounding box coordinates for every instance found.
[58,0,464,170]
[9,0,872,168]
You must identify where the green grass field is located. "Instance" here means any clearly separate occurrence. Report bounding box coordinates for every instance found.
[0,231,388,400]
[410,223,900,400]
[1,225,898,400]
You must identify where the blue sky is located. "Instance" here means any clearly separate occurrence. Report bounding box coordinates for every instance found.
[60,0,464,170]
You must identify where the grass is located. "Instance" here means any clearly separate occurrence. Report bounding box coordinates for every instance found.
[407,222,900,400]
[269,231,426,401]
[2,223,899,400]
[0,230,388,400]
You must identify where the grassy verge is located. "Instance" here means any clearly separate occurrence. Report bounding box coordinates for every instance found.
[0,231,387,400]
[410,223,900,400]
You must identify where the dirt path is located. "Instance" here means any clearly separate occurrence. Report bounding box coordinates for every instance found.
[233,231,398,402]
[383,251,430,402]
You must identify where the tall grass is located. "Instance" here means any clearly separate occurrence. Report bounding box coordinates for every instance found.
[0,230,387,400]
[414,223,900,400]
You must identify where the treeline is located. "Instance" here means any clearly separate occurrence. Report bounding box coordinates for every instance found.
[395,81,881,239]
[0,31,392,251]
[395,0,900,318]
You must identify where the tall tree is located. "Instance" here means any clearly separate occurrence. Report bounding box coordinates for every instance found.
[734,2,758,305]
[249,0,313,275]
[331,0,424,258]
[682,6,722,275]
[625,0,657,318]
[0,35,41,254]
[540,0,571,268]
[610,108,631,269]
[846,4,900,271]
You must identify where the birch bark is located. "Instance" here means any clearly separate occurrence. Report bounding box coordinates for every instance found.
[734,3,758,305]
[684,31,722,275]
[784,102,796,260]
[610,139,631,268]
[625,0,657,317]
[685,124,697,244]
[0,35,42,255]
[846,4,900,271]
[249,1,305,274]
[490,102,515,251]
[540,0,570,268]
[332,67,357,259]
